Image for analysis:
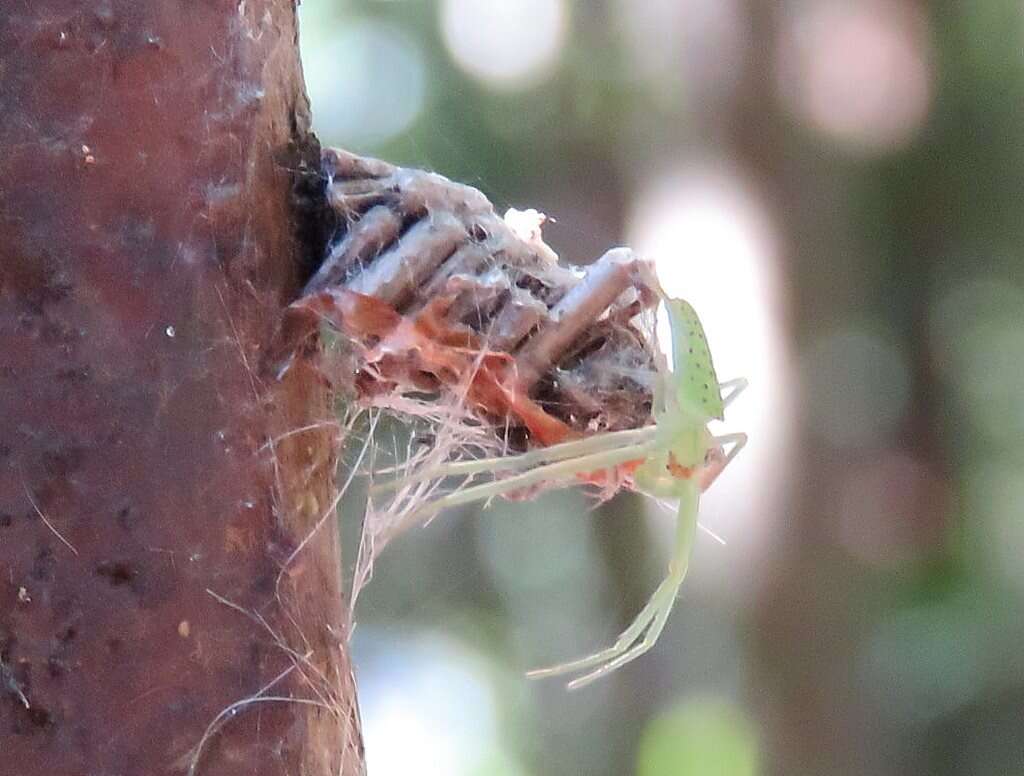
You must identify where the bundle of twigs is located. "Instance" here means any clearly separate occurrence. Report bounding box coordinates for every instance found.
[275,148,662,448]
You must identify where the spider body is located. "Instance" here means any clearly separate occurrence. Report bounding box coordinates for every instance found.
[379,275,747,688]
[633,296,726,495]
[524,289,746,688]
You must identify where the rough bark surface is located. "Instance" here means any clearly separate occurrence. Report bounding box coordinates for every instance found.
[0,2,361,774]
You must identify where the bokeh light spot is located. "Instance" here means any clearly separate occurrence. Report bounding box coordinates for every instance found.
[802,325,911,449]
[965,460,1024,597]
[479,490,599,594]
[304,19,426,148]
[776,0,933,152]
[860,602,985,728]
[616,0,746,110]
[837,452,948,568]
[355,630,509,776]
[440,0,568,90]
[637,696,759,776]
[930,275,1024,444]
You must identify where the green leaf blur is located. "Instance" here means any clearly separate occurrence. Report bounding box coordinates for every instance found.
[638,698,758,776]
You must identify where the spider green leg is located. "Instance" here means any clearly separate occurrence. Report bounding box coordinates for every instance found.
[527,478,700,688]
[712,432,747,467]
[524,577,672,682]
[718,378,748,409]
[372,426,658,494]
[699,432,747,491]
[566,578,678,690]
[401,439,660,524]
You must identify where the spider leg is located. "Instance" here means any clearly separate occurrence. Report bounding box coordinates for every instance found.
[528,480,700,689]
[371,426,658,493]
[719,378,748,409]
[401,440,659,525]
[565,581,678,689]
[699,432,747,491]
[525,575,673,683]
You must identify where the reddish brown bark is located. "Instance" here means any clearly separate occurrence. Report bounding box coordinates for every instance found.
[0,2,361,774]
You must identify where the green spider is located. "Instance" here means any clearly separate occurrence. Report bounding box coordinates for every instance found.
[375,277,747,689]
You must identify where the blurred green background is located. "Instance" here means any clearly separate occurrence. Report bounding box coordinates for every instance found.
[299,2,1024,775]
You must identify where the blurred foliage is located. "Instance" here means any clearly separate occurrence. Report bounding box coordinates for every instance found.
[637,697,758,776]
[301,2,1024,775]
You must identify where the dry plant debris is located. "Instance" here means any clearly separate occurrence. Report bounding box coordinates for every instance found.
[267,147,669,601]
[277,147,664,469]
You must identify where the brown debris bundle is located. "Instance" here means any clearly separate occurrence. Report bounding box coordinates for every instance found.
[276,148,663,450]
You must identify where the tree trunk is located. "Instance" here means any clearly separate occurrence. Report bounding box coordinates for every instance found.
[0,2,362,774]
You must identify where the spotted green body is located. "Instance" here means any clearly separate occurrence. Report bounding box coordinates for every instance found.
[632,298,723,500]
[665,298,724,422]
